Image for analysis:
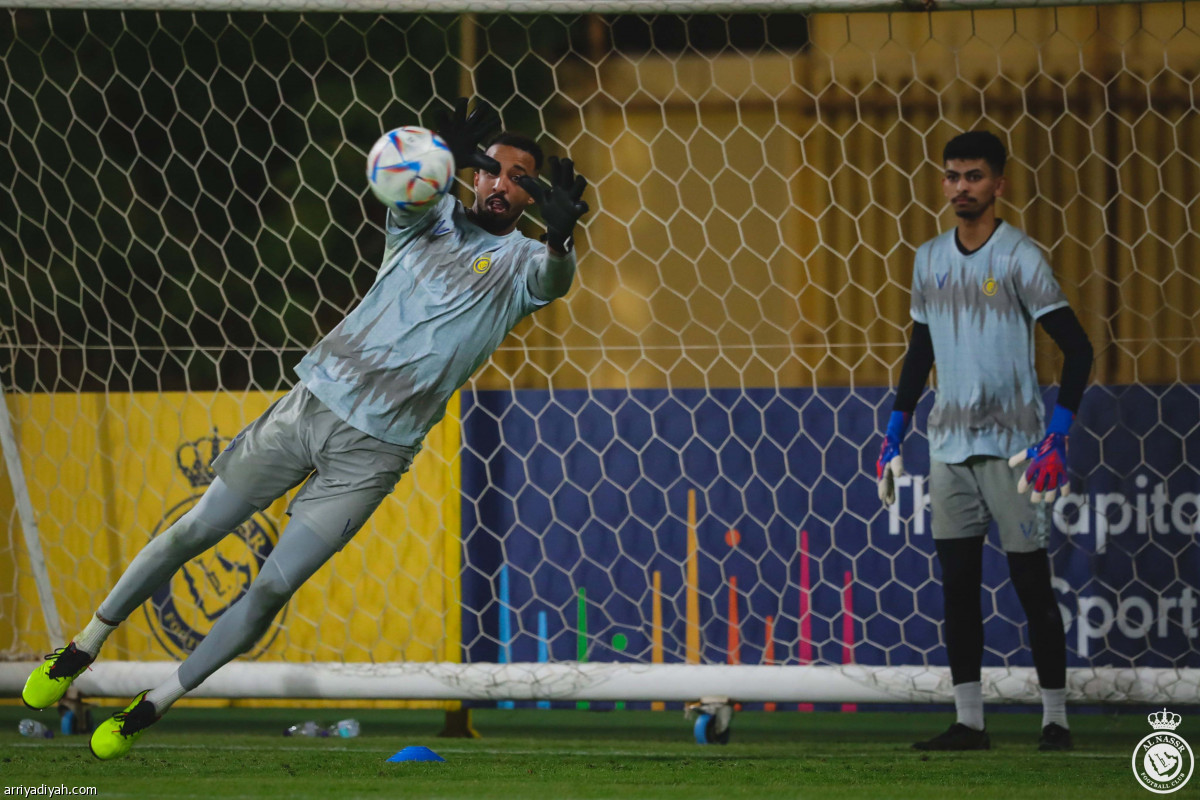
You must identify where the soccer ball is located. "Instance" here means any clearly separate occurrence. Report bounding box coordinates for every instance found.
[366,126,455,210]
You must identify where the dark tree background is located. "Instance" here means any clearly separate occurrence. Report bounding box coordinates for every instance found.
[0,10,806,393]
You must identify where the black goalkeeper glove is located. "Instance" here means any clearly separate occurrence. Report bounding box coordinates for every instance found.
[515,156,589,254]
[433,97,501,174]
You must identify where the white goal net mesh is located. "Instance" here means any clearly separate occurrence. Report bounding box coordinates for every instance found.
[1,3,1197,703]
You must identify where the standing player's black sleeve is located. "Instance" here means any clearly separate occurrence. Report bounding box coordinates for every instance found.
[1037,307,1093,414]
[892,322,934,413]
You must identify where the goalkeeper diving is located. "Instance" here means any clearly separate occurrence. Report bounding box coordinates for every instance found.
[22,97,589,760]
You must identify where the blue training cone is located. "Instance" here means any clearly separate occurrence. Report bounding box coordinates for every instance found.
[387,746,446,763]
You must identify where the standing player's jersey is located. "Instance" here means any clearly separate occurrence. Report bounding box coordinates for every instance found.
[910,221,1068,463]
[296,195,564,447]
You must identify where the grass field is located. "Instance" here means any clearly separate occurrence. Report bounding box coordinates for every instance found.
[0,704,1151,799]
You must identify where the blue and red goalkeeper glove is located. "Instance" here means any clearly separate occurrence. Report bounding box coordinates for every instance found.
[1008,404,1073,503]
[877,411,911,506]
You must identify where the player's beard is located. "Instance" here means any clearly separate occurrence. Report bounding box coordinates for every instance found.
[952,195,994,220]
[470,194,521,235]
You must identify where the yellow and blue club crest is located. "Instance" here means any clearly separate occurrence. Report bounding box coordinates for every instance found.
[144,431,282,660]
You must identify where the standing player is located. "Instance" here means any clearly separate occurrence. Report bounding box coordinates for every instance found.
[876,131,1093,751]
[21,97,589,760]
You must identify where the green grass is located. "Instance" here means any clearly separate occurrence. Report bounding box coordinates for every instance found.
[0,705,1144,799]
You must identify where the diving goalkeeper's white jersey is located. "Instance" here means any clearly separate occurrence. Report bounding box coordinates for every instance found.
[296,194,570,447]
[910,220,1069,464]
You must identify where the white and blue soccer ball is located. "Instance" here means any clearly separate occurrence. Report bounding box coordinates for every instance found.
[366,126,455,210]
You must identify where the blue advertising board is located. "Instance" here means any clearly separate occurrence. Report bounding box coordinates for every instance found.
[459,385,1200,672]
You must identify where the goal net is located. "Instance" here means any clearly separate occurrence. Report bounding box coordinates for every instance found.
[1,0,1197,706]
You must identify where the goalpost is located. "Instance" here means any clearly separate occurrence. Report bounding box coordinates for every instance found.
[1,0,1197,707]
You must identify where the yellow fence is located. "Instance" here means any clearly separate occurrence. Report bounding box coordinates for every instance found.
[1,391,462,707]
[487,3,1200,392]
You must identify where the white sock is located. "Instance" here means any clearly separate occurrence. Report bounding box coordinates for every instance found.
[954,681,985,731]
[146,671,187,713]
[74,614,118,658]
[1041,688,1068,729]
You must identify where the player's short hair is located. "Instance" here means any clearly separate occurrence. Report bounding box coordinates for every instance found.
[943,130,1007,175]
[486,132,544,171]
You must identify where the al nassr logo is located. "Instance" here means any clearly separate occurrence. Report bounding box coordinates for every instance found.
[471,253,492,274]
[144,431,283,660]
[1133,708,1194,794]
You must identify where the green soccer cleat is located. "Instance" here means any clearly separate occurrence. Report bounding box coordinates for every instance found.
[90,691,159,760]
[22,643,94,710]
